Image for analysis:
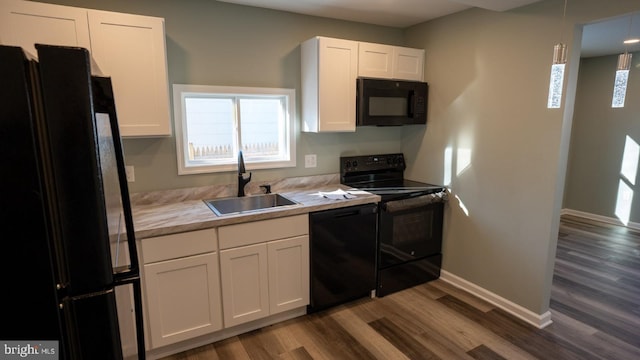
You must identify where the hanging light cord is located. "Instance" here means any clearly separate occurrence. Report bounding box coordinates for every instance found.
[617,14,634,72]
[559,0,568,43]
[552,0,569,65]
[625,14,633,53]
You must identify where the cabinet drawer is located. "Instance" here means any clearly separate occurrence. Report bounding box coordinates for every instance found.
[219,214,308,249]
[141,228,217,263]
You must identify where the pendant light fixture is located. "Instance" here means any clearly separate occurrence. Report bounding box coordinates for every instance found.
[547,0,568,109]
[612,15,634,108]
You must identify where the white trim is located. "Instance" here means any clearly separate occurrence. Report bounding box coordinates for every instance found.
[439,270,552,329]
[560,208,640,230]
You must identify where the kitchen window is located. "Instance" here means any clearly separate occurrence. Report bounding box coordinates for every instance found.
[173,84,296,174]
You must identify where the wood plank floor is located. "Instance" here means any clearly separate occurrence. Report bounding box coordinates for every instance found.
[162,215,640,359]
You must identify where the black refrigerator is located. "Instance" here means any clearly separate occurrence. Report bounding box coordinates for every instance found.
[0,44,145,359]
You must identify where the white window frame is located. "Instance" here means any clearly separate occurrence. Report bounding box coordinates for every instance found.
[173,84,296,175]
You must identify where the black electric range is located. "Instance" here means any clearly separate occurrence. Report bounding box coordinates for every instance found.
[340,153,446,297]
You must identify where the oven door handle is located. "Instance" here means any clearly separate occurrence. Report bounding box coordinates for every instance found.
[383,192,447,213]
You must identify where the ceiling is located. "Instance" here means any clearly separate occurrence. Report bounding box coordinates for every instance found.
[216,0,542,28]
[217,0,640,58]
[581,13,640,58]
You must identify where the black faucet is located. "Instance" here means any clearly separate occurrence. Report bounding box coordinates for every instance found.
[237,151,252,197]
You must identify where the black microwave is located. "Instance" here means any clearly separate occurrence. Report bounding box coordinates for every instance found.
[356,78,428,126]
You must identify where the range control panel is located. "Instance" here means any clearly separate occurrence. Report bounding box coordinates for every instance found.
[340,153,406,175]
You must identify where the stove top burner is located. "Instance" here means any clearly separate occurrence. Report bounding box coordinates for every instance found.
[340,153,445,201]
[352,183,445,201]
[348,180,443,193]
[361,186,444,194]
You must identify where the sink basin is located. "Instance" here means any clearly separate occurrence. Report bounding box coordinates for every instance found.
[204,194,299,216]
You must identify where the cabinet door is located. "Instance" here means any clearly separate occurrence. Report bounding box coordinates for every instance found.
[393,47,424,81]
[115,284,142,357]
[358,42,394,79]
[268,235,310,314]
[144,252,222,348]
[0,0,91,59]
[318,37,358,132]
[302,37,358,133]
[88,10,171,137]
[220,243,269,327]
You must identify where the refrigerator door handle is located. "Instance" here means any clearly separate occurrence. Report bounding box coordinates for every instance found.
[114,212,123,267]
[96,75,141,280]
[92,76,145,358]
[111,166,140,283]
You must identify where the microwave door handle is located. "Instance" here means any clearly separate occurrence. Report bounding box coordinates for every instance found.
[407,91,415,117]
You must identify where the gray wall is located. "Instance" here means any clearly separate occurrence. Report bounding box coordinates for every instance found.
[564,52,640,223]
[402,0,640,315]
[37,0,407,193]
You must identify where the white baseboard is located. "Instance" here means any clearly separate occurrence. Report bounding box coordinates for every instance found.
[560,208,640,230]
[439,270,552,329]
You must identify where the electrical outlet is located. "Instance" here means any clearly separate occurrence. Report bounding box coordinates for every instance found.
[125,165,135,182]
[305,154,317,168]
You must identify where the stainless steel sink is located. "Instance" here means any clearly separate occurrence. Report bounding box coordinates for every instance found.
[204,194,299,216]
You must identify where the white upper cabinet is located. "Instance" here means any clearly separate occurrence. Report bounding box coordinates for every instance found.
[392,46,425,81]
[358,42,424,81]
[0,1,171,137]
[301,36,425,132]
[0,0,91,58]
[88,10,171,137]
[358,42,394,79]
[301,36,358,133]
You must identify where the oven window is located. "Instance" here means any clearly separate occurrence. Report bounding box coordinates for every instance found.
[392,211,433,246]
[369,97,407,116]
[379,203,443,267]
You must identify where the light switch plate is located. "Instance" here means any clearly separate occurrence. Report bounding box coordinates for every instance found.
[305,154,317,168]
[125,165,135,182]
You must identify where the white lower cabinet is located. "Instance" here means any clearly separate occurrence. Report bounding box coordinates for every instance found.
[140,215,309,353]
[141,229,222,349]
[267,237,310,314]
[219,243,269,327]
[219,215,310,327]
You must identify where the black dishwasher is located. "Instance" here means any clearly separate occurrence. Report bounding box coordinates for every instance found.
[308,203,378,312]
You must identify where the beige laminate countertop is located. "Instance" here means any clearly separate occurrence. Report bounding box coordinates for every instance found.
[132,184,380,239]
